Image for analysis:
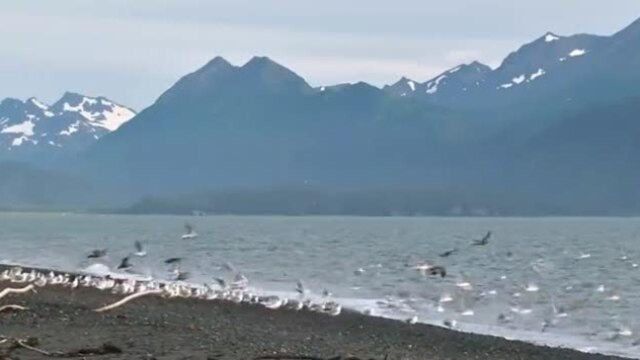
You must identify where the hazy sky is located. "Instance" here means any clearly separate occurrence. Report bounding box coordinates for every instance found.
[1,1,639,109]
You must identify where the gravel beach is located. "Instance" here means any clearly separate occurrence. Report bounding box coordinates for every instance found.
[0,276,631,360]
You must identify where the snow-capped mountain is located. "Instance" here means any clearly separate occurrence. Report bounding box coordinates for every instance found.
[0,92,135,156]
[384,31,608,104]
[383,76,420,97]
[384,61,491,101]
[487,32,606,91]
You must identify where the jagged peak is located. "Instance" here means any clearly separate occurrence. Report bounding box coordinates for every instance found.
[27,97,48,108]
[239,56,311,90]
[198,56,236,73]
[542,32,562,43]
[466,61,492,72]
[56,91,86,106]
[241,56,293,74]
[389,76,417,88]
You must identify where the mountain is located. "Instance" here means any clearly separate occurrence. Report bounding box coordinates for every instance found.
[82,55,471,199]
[0,92,135,162]
[10,16,640,215]
[77,16,640,214]
[384,62,492,104]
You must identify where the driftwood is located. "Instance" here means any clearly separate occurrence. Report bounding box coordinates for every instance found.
[16,339,57,356]
[0,336,121,358]
[0,305,27,313]
[0,284,35,300]
[254,356,379,360]
[94,290,162,313]
[254,357,326,360]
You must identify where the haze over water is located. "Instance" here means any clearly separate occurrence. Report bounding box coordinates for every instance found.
[1,212,639,358]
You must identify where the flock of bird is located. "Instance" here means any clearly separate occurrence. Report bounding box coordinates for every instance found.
[54,222,342,317]
[3,221,638,351]
[0,265,343,316]
[86,227,497,327]
[353,228,639,348]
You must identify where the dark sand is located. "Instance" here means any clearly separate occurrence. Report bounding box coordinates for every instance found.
[0,280,631,360]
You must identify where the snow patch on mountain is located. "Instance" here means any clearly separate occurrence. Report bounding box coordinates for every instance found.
[0,93,136,152]
[545,33,560,42]
[58,95,136,131]
[1,120,35,137]
[426,75,446,94]
[569,49,587,57]
[530,68,546,81]
[512,75,526,84]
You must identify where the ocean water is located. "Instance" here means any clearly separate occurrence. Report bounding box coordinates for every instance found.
[1,213,639,358]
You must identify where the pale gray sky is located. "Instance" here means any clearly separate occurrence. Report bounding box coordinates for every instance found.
[1,1,639,109]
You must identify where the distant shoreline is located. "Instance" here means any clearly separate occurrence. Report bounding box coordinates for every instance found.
[2,208,640,218]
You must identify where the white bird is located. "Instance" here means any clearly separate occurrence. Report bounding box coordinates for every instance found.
[406,315,418,324]
[133,241,147,257]
[181,222,199,240]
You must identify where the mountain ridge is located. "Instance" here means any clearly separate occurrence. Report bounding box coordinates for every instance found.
[0,92,135,162]
[5,16,640,214]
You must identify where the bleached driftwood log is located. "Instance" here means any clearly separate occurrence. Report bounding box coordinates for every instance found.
[94,290,162,313]
[0,304,27,313]
[0,284,35,300]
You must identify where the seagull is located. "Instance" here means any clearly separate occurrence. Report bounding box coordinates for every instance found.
[117,256,132,271]
[222,262,236,272]
[413,263,446,278]
[472,231,492,246]
[172,270,190,281]
[133,241,147,257]
[87,249,107,259]
[439,248,458,257]
[406,315,418,325]
[181,222,198,240]
[231,273,248,289]
[213,277,227,288]
[322,289,332,298]
[427,265,447,278]
[164,257,182,265]
[577,253,592,260]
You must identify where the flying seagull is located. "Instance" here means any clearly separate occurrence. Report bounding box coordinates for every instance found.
[472,231,492,246]
[164,257,182,265]
[87,249,107,259]
[133,241,147,257]
[295,280,305,295]
[439,248,458,257]
[213,277,227,288]
[172,270,190,281]
[181,222,198,240]
[221,262,236,272]
[117,256,132,271]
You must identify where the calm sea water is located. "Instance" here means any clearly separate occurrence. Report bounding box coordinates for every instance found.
[1,213,639,358]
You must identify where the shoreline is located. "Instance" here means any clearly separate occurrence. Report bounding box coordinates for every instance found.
[0,264,633,360]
